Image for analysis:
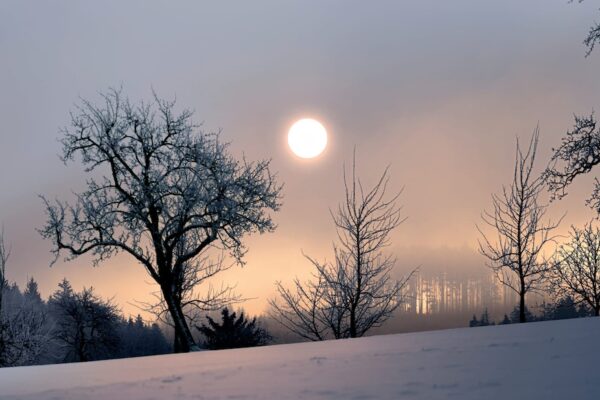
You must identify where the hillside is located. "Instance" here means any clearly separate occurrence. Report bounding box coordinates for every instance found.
[1,318,599,399]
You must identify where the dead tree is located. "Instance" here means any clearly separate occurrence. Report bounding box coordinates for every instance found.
[478,129,562,323]
[40,89,281,352]
[552,223,600,316]
[270,154,413,339]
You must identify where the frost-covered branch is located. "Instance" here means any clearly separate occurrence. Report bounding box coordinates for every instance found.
[40,88,282,352]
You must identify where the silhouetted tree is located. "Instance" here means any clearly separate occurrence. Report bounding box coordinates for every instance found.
[197,308,270,350]
[468,309,493,327]
[271,272,351,341]
[538,297,581,321]
[545,113,600,213]
[499,314,511,325]
[140,253,241,352]
[469,314,479,327]
[480,309,492,326]
[0,235,50,367]
[510,305,535,324]
[546,2,600,208]
[117,314,171,357]
[578,302,594,317]
[40,89,282,352]
[570,0,600,56]
[270,154,414,340]
[551,223,600,316]
[48,280,120,362]
[23,278,42,305]
[478,129,561,323]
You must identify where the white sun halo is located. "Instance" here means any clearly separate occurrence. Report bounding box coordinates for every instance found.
[288,119,328,159]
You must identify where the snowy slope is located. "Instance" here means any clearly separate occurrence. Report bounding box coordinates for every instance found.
[1,317,599,400]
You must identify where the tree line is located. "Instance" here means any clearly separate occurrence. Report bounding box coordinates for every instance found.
[0,274,171,367]
[0,272,271,367]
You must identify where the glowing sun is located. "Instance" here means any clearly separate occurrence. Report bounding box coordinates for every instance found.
[288,118,328,159]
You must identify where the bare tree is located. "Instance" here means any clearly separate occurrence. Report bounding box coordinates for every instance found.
[270,154,413,339]
[545,2,600,205]
[40,89,282,352]
[545,113,600,212]
[571,0,600,56]
[140,252,242,351]
[270,274,337,341]
[0,232,50,367]
[0,301,50,367]
[48,280,120,362]
[478,129,562,323]
[551,222,600,316]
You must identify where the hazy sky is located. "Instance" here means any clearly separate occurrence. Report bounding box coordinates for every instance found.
[1,0,600,316]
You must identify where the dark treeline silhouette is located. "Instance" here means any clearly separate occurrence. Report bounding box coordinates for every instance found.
[469,295,595,327]
[0,275,170,367]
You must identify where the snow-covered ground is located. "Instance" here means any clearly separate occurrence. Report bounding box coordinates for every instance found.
[1,317,599,400]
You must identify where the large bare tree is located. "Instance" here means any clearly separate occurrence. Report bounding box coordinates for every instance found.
[545,114,600,212]
[140,252,242,351]
[551,222,600,316]
[478,129,561,323]
[270,155,413,340]
[572,0,600,56]
[544,2,600,207]
[40,89,281,352]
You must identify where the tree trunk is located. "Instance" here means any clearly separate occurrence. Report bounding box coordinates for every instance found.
[594,307,599,317]
[162,286,199,353]
[519,288,526,323]
[349,306,357,338]
[173,331,182,353]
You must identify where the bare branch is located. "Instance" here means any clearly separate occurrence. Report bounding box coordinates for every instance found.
[40,89,282,352]
[478,128,561,322]
[270,152,414,339]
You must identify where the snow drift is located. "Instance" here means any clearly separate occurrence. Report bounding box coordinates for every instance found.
[1,317,599,399]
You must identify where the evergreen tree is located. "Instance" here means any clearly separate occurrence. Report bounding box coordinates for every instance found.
[510,305,535,323]
[499,314,511,325]
[469,314,480,327]
[48,280,120,362]
[577,303,593,318]
[479,309,492,326]
[197,308,271,350]
[540,296,582,321]
[469,309,494,327]
[552,296,579,320]
[23,277,42,304]
[117,314,171,358]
